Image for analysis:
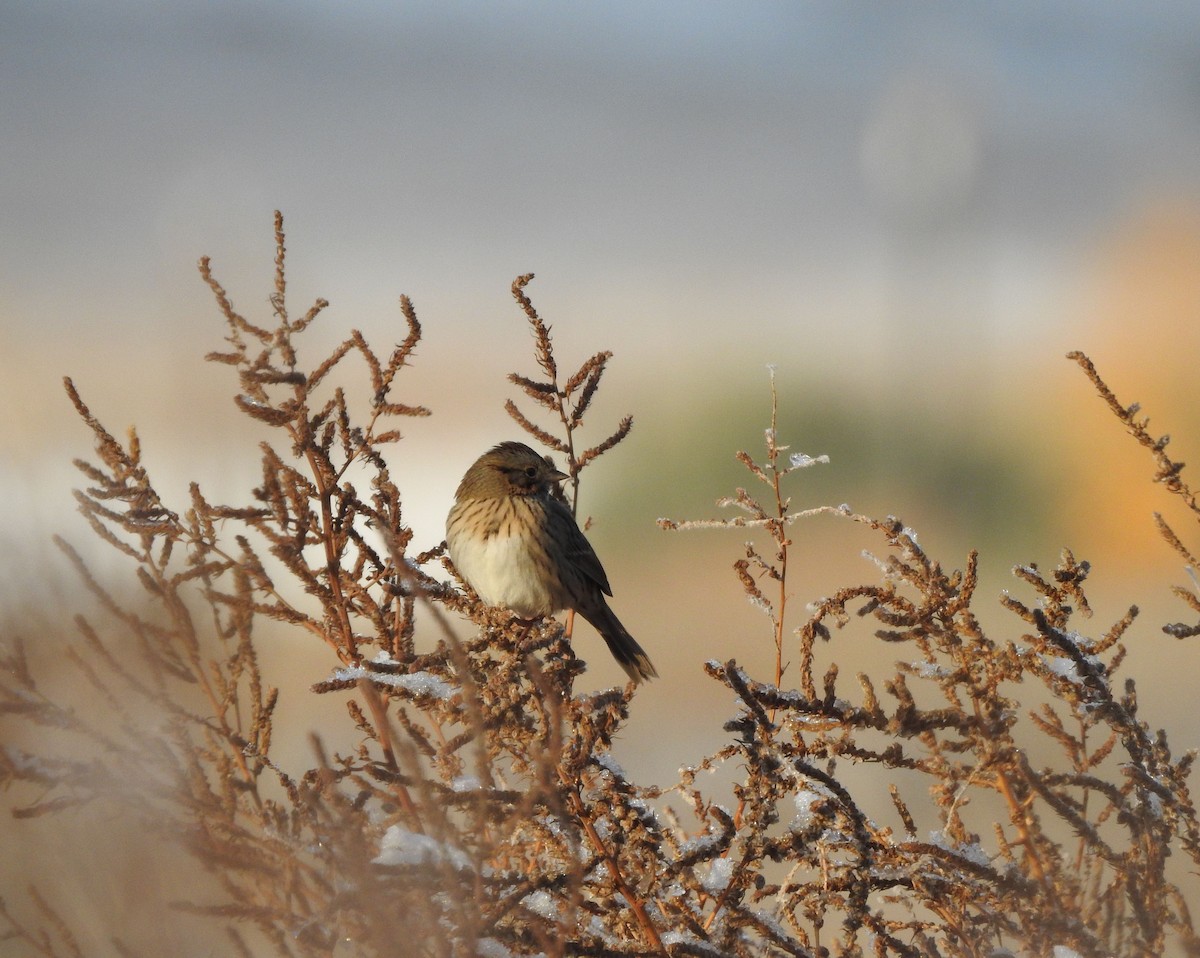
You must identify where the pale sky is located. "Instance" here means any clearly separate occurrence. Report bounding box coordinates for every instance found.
[5,1,1199,344]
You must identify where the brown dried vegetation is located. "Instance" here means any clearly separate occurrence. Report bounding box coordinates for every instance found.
[4,215,1200,957]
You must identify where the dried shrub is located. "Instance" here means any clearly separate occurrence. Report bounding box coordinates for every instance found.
[659,374,1199,956]
[3,214,1200,958]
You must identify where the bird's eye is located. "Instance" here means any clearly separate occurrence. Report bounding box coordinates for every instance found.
[523,466,538,479]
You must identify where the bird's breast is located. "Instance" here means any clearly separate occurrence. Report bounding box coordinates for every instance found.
[447,497,561,617]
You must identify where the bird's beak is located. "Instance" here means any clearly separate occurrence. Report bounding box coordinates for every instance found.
[542,454,569,484]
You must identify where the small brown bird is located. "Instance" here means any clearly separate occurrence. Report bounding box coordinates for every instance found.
[446,441,657,683]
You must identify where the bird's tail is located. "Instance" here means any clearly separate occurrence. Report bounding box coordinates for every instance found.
[581,603,658,684]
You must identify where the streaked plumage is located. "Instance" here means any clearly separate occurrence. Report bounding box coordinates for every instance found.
[446,441,657,683]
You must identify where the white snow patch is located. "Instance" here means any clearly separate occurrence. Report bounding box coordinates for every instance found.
[1043,650,1101,686]
[331,665,453,699]
[749,594,774,616]
[927,830,990,868]
[373,826,472,871]
[862,550,892,574]
[791,789,825,831]
[956,841,990,868]
[521,889,558,920]
[1059,630,1092,651]
[1045,656,1082,682]
[451,775,482,793]
[678,831,724,861]
[595,753,626,779]
[702,856,735,893]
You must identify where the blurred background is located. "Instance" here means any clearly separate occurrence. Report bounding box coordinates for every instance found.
[5,1,1200,950]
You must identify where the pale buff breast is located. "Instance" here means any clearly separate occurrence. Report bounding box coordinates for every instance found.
[446,496,563,617]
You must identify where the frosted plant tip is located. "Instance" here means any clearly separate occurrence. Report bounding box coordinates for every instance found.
[789,453,829,469]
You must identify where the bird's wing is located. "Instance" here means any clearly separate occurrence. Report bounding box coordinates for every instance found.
[551,499,613,597]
